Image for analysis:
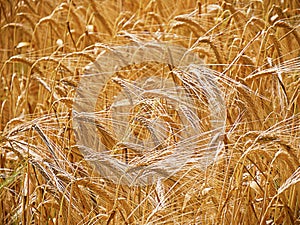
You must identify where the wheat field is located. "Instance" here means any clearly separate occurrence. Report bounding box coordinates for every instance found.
[1,0,300,224]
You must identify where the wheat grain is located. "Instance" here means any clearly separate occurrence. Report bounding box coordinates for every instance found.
[88,0,113,36]
[196,36,224,64]
[175,15,206,34]
[16,12,36,31]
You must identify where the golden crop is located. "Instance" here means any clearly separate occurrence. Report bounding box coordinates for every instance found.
[0,0,300,224]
